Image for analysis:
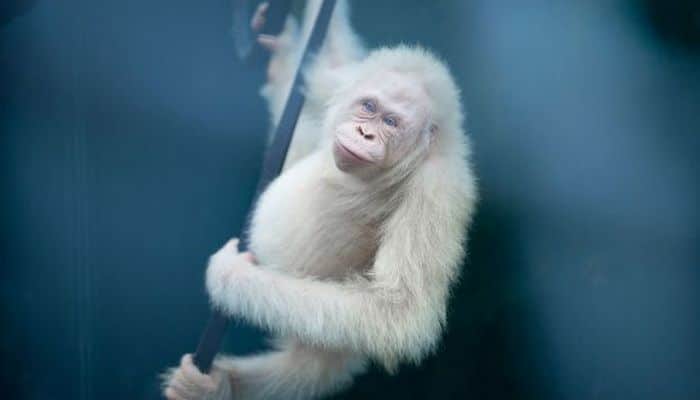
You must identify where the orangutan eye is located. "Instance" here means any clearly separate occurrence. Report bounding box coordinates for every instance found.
[383,115,398,127]
[362,100,377,113]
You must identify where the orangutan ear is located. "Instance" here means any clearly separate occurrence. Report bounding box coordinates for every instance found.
[429,123,438,144]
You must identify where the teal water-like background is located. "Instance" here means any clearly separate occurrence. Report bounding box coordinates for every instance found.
[1,1,698,399]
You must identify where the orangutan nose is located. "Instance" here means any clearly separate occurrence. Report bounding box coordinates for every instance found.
[356,125,375,141]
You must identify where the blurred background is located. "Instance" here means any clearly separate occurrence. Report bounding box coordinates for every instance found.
[1,0,698,399]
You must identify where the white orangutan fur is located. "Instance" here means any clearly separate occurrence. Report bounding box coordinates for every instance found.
[163,1,476,399]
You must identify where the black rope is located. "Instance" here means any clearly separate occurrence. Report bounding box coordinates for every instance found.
[192,0,337,373]
[232,0,292,63]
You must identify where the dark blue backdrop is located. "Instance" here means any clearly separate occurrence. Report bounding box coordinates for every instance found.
[1,1,698,399]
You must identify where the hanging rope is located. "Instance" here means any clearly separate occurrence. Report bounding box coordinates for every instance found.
[192,0,338,373]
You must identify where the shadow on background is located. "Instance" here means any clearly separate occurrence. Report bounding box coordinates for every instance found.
[1,1,698,399]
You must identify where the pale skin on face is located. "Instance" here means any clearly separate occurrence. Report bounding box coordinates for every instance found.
[332,72,431,178]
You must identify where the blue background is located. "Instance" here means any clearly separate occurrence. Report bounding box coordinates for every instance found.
[1,1,698,399]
